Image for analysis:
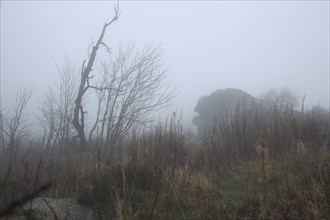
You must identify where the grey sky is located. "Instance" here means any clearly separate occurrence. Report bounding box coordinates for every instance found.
[1,1,329,130]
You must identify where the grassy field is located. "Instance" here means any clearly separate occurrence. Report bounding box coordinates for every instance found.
[1,102,329,219]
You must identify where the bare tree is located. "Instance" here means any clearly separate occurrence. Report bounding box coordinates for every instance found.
[72,6,119,148]
[38,88,57,149]
[1,86,34,190]
[88,45,175,151]
[260,87,299,110]
[55,60,77,148]
[71,6,174,151]
[2,86,34,151]
[38,59,77,151]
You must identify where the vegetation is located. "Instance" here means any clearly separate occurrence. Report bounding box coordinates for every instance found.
[0,93,329,219]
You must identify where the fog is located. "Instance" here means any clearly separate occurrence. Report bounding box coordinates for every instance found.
[1,1,329,131]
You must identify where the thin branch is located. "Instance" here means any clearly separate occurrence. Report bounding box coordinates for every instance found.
[100,42,112,54]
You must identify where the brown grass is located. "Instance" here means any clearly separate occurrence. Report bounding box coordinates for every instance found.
[0,103,329,219]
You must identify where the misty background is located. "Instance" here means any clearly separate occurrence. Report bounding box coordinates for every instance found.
[1,1,329,132]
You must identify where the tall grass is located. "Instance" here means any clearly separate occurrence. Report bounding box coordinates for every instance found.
[1,102,329,219]
[197,101,329,169]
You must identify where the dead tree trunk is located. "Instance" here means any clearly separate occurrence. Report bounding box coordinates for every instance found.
[72,7,119,148]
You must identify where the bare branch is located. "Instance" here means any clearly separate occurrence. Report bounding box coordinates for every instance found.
[100,42,112,55]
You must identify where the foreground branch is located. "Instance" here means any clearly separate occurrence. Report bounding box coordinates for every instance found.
[0,181,52,218]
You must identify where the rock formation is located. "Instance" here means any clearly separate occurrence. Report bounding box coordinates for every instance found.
[193,88,258,137]
[22,197,99,220]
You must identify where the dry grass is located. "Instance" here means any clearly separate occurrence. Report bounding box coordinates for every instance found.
[1,103,329,219]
